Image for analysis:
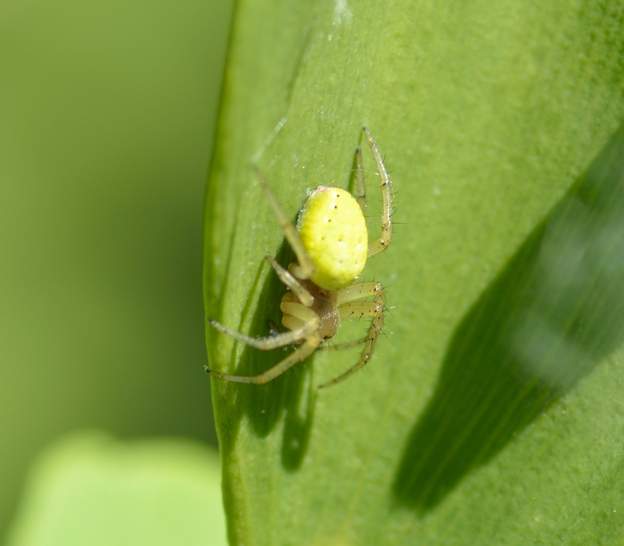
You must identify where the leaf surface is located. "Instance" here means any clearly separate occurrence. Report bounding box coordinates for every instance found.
[205,2,624,545]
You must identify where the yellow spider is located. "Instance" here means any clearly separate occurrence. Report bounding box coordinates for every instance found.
[207,127,392,388]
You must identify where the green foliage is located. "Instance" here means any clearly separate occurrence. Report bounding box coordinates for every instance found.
[0,0,230,535]
[6,434,226,546]
[205,1,624,545]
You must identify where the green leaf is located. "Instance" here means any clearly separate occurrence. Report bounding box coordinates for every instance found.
[204,2,624,544]
[6,434,226,546]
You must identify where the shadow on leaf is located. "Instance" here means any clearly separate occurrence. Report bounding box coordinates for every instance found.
[212,239,316,472]
[393,124,624,512]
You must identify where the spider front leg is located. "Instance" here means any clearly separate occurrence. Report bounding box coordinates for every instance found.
[358,127,393,257]
[264,255,313,306]
[254,166,314,280]
[351,145,367,210]
[317,282,384,389]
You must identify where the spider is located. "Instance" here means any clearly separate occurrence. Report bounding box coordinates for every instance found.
[207,126,392,388]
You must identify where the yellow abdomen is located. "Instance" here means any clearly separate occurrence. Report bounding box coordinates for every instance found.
[297,186,368,290]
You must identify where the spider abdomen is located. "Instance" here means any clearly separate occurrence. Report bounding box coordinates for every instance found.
[297,186,367,291]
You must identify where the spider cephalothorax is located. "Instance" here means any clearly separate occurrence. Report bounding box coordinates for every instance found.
[208,127,392,388]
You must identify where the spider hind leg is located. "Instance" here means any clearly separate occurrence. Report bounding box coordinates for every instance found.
[317,282,385,389]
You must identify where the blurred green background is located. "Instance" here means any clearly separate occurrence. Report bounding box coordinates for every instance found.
[0,0,231,539]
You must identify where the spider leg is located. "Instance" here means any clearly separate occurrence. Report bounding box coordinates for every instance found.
[254,166,314,280]
[265,255,313,306]
[207,302,321,383]
[318,283,384,389]
[318,337,367,351]
[361,127,393,257]
[208,318,314,350]
[208,335,321,384]
[335,281,382,306]
[351,145,367,210]
[280,299,319,329]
